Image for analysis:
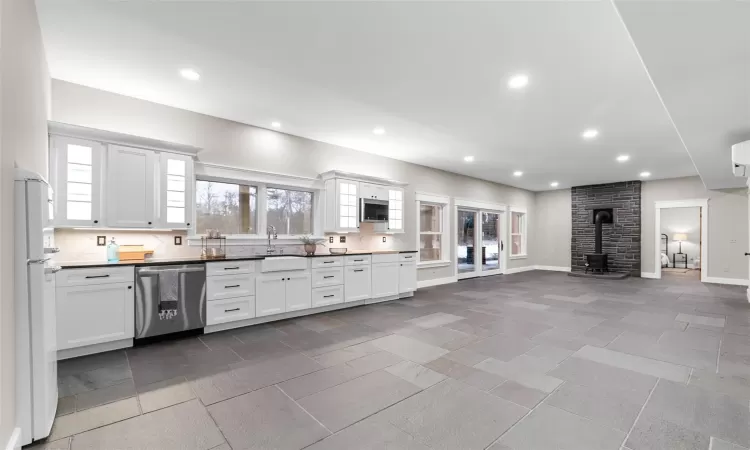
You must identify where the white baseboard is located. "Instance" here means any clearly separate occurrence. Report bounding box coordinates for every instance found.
[703,277,750,286]
[417,276,458,289]
[747,288,750,304]
[5,428,20,450]
[641,272,658,279]
[533,265,571,272]
[504,266,535,275]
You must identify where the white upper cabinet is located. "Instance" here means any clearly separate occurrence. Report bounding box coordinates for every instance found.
[324,178,360,233]
[158,153,194,229]
[50,136,104,228]
[388,187,405,233]
[106,145,156,228]
[360,182,388,201]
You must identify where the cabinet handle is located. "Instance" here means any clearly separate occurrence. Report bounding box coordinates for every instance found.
[93,220,99,224]
[324,275,334,279]
[353,259,364,262]
[148,222,152,225]
[187,223,191,226]
[323,261,334,264]
[85,275,110,279]
[354,269,364,272]
[224,308,241,313]
[224,267,240,270]
[225,284,240,288]
[128,286,132,289]
[323,294,335,298]
[404,256,413,259]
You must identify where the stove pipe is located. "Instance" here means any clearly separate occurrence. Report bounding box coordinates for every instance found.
[594,210,612,254]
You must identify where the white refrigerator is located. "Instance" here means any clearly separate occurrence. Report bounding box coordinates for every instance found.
[15,168,60,446]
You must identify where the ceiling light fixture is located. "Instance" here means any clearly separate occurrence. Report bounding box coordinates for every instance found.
[508,74,529,90]
[550,182,559,187]
[372,127,385,135]
[616,155,630,162]
[582,129,599,140]
[271,121,281,129]
[463,156,475,162]
[179,68,200,81]
[640,171,651,178]
[513,171,523,177]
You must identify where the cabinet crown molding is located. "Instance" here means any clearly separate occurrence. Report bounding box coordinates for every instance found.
[319,170,408,187]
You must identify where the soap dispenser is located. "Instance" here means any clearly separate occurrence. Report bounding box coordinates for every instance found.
[107,237,120,263]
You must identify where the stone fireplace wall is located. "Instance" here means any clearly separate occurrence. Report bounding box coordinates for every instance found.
[571,181,641,275]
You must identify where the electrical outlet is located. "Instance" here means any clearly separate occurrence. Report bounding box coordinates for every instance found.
[339,236,346,243]
[382,236,387,243]
[174,236,182,246]
[97,236,106,246]
[329,236,334,243]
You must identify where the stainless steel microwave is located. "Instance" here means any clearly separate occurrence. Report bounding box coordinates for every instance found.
[360,198,389,222]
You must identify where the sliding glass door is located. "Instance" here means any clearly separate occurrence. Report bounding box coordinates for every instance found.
[457,208,504,279]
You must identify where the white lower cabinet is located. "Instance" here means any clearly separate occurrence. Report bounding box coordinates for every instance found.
[344,265,372,302]
[256,271,312,317]
[56,282,134,351]
[286,272,312,312]
[207,296,255,325]
[399,261,417,294]
[312,285,344,308]
[371,262,400,298]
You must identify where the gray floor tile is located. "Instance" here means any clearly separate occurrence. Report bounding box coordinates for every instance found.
[198,331,242,351]
[499,404,625,450]
[396,326,472,347]
[58,364,133,397]
[573,345,691,383]
[490,380,548,408]
[306,417,431,450]
[379,379,528,450]
[625,415,709,450]
[48,397,140,441]
[137,375,195,413]
[385,360,447,389]
[443,348,488,366]
[297,370,421,432]
[74,379,136,411]
[208,444,231,450]
[344,350,403,373]
[294,314,348,332]
[474,357,563,393]
[688,369,750,401]
[127,353,190,388]
[57,351,128,378]
[370,334,449,364]
[545,381,644,432]
[207,386,330,450]
[56,396,75,417]
[70,399,224,450]
[312,342,381,367]
[711,437,750,450]
[463,334,538,361]
[277,362,368,400]
[675,312,726,328]
[549,357,657,404]
[406,312,465,328]
[227,337,297,363]
[24,437,71,450]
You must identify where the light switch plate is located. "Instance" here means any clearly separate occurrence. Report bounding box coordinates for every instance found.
[97,236,106,246]
[339,236,346,243]
[382,237,387,243]
[174,236,182,246]
[329,236,334,243]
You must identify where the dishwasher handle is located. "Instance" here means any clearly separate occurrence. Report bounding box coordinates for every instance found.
[137,266,205,275]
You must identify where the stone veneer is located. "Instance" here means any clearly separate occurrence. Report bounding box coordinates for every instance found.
[571,181,641,276]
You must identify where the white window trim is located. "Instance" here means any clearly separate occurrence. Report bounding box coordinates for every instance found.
[188,171,323,245]
[415,192,451,267]
[509,206,528,259]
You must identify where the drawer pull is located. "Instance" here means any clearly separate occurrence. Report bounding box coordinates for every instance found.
[354,269,364,272]
[323,294,335,298]
[225,284,240,288]
[85,274,110,279]
[224,267,240,270]
[224,308,241,313]
[404,256,413,259]
[353,259,364,262]
[323,275,335,279]
[322,261,335,264]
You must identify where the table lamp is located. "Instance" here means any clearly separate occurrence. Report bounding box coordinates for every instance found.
[673,233,688,253]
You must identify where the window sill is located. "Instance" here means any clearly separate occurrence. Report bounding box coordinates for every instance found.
[417,260,452,268]
[509,254,528,260]
[187,235,324,246]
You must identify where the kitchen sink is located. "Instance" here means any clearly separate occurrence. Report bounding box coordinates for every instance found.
[261,256,309,272]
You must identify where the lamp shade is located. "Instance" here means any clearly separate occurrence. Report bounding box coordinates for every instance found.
[673,233,688,242]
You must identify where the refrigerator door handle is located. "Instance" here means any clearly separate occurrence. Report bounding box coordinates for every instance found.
[44,266,62,274]
[43,247,60,254]
[27,257,51,264]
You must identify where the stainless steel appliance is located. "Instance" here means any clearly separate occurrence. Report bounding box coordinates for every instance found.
[360,198,389,222]
[135,264,206,339]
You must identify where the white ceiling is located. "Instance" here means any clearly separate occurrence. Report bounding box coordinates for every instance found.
[37,0,726,192]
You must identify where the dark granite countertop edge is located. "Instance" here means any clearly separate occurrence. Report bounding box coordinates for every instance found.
[58,250,418,269]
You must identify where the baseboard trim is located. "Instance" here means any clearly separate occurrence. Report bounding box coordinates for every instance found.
[417,276,458,289]
[504,266,535,275]
[703,277,750,286]
[57,338,133,361]
[641,272,658,279]
[533,265,571,272]
[5,427,21,450]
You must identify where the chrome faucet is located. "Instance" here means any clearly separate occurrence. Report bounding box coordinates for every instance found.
[266,225,277,254]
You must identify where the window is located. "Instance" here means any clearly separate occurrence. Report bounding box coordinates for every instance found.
[165,158,187,224]
[66,144,94,220]
[511,211,526,256]
[267,187,313,235]
[389,189,403,230]
[419,203,442,261]
[339,182,358,229]
[196,180,257,234]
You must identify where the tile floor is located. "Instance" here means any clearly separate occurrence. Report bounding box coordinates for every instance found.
[30,270,750,450]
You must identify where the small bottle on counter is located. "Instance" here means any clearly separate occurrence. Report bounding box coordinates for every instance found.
[107,237,120,263]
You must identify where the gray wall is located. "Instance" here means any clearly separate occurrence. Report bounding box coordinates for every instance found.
[51,80,537,282]
[641,176,748,280]
[659,207,700,268]
[532,189,571,268]
[0,0,50,444]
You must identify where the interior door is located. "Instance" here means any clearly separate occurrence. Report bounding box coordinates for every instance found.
[458,208,505,279]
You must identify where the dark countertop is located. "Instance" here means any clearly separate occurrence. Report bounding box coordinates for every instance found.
[57,249,418,269]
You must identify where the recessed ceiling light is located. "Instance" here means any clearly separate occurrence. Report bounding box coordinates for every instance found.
[463,156,475,162]
[271,121,281,129]
[550,181,559,187]
[640,171,651,178]
[582,129,599,140]
[179,68,200,81]
[508,74,529,89]
[616,155,630,162]
[372,127,385,135]
[513,171,523,177]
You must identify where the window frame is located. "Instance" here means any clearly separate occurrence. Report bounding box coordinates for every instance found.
[509,207,528,259]
[415,192,451,268]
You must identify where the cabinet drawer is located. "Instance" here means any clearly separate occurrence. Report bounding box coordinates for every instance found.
[344,255,371,266]
[206,274,255,301]
[312,285,344,308]
[206,261,254,277]
[56,267,134,287]
[206,296,255,326]
[312,267,344,288]
[311,257,343,269]
[399,253,417,262]
[372,253,399,264]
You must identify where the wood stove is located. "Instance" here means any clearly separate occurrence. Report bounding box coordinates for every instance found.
[584,208,613,274]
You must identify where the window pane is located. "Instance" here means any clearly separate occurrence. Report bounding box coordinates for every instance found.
[167,191,185,207]
[68,144,92,165]
[67,182,92,202]
[512,235,523,255]
[167,159,186,176]
[512,212,523,233]
[167,175,186,192]
[419,234,441,261]
[67,163,92,183]
[196,180,257,234]
[420,204,441,232]
[267,187,313,235]
[67,201,91,220]
[482,212,500,271]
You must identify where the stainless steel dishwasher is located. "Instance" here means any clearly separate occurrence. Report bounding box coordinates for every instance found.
[135,264,206,339]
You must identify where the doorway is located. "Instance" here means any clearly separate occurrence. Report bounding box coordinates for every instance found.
[457,207,505,279]
[654,199,708,282]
